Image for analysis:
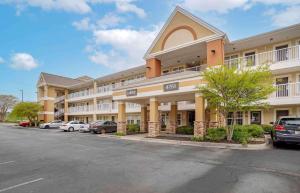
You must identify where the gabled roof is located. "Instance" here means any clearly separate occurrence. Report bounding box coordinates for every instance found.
[38,72,83,88]
[144,6,226,59]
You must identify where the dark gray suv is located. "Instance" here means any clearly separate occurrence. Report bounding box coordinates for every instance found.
[271,117,300,146]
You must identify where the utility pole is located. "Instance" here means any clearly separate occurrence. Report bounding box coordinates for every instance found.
[20,89,23,102]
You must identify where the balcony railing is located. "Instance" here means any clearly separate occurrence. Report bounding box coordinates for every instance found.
[225,45,300,69]
[162,65,207,76]
[55,109,64,117]
[68,105,94,113]
[68,89,94,99]
[271,82,300,98]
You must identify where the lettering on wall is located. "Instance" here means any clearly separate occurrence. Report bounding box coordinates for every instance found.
[163,82,179,92]
[126,89,138,96]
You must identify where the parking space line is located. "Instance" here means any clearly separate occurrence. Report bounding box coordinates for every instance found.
[0,178,44,192]
[0,161,15,165]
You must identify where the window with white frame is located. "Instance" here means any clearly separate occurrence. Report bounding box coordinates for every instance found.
[177,113,182,126]
[244,51,256,66]
[227,112,243,125]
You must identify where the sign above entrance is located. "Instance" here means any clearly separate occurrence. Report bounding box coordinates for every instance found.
[126,89,138,96]
[163,82,179,92]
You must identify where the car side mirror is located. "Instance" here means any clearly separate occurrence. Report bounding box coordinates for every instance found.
[270,122,274,125]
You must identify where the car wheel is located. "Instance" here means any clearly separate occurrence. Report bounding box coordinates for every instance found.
[69,127,74,132]
[45,125,50,129]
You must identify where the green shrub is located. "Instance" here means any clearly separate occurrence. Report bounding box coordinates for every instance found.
[232,125,251,144]
[115,132,125,136]
[176,126,194,135]
[261,124,272,134]
[244,124,264,138]
[127,124,140,133]
[205,127,227,142]
[191,136,203,142]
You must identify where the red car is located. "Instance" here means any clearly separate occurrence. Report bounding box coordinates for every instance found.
[19,121,30,127]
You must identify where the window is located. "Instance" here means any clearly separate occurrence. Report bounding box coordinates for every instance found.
[276,77,289,97]
[177,113,182,126]
[244,52,256,66]
[275,44,288,62]
[276,110,289,120]
[250,111,261,125]
[227,112,243,125]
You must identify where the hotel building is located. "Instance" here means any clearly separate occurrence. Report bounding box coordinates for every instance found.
[37,6,300,137]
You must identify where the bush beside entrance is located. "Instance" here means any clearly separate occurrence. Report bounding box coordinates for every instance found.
[204,124,265,144]
[176,126,194,135]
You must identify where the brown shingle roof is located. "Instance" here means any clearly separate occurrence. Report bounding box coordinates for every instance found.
[41,72,83,87]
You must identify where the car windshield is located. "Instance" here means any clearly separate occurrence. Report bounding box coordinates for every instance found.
[281,118,300,125]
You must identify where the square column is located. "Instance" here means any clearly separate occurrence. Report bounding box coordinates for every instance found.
[148,97,160,137]
[117,101,127,134]
[146,58,161,79]
[93,81,97,121]
[207,39,224,67]
[166,103,177,134]
[64,89,68,122]
[140,106,148,133]
[194,93,205,137]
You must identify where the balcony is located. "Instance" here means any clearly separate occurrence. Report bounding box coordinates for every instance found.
[96,103,118,114]
[68,105,94,115]
[161,65,207,77]
[268,82,300,105]
[67,89,94,102]
[225,45,300,72]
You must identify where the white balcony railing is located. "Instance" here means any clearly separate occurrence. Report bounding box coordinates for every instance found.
[271,82,300,98]
[68,89,94,99]
[68,105,94,113]
[162,65,207,76]
[55,109,64,117]
[225,45,300,69]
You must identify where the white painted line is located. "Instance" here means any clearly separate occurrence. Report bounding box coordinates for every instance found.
[0,161,15,165]
[0,178,44,192]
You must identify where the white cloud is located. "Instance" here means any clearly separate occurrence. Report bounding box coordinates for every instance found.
[180,0,249,13]
[72,17,92,31]
[268,5,300,27]
[1,0,91,14]
[96,13,125,29]
[88,26,159,70]
[10,53,39,70]
[115,1,146,18]
[0,57,4,64]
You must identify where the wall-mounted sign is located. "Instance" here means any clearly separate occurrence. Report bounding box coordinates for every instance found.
[163,82,179,92]
[126,89,137,96]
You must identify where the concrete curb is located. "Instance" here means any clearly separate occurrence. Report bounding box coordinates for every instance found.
[97,134,271,150]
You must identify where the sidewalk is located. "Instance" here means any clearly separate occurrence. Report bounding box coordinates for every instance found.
[97,133,271,150]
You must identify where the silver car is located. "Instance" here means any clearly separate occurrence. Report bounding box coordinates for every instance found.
[40,120,64,129]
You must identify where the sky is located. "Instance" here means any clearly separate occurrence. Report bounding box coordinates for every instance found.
[0,0,300,101]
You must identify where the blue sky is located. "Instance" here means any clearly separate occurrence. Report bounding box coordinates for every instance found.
[0,0,300,101]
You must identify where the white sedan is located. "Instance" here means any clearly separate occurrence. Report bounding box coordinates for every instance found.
[40,120,64,129]
[60,121,88,132]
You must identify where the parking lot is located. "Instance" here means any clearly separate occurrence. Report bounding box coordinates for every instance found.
[0,124,300,193]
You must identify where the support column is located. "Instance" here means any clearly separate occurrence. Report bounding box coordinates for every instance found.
[140,105,148,133]
[167,103,177,134]
[64,89,68,122]
[117,101,127,134]
[207,39,224,67]
[209,107,218,128]
[43,85,54,122]
[93,81,97,121]
[146,58,161,79]
[148,97,160,137]
[194,93,205,137]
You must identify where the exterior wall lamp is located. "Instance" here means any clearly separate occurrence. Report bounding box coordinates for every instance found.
[211,49,216,54]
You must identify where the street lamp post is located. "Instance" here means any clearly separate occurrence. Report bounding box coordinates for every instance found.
[20,89,23,102]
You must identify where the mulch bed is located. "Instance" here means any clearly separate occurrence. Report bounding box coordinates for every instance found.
[148,136,266,144]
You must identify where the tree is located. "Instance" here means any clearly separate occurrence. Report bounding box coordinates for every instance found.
[0,95,18,122]
[11,102,42,125]
[199,65,274,141]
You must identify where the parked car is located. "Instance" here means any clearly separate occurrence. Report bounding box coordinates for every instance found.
[271,117,300,146]
[60,121,88,132]
[79,121,104,133]
[90,121,117,134]
[40,120,64,129]
[19,121,30,127]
